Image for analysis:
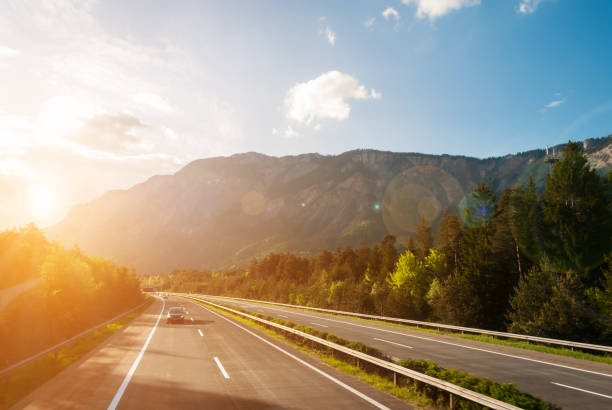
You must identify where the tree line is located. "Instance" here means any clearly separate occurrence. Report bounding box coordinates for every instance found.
[0,224,144,367]
[146,142,612,344]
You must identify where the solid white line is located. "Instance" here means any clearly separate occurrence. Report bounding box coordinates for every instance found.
[107,298,165,410]
[196,303,390,410]
[231,301,612,379]
[551,382,612,399]
[198,329,204,337]
[374,338,413,349]
[311,322,329,328]
[214,356,230,379]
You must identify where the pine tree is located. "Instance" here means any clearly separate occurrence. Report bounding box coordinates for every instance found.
[437,209,462,275]
[540,141,612,272]
[415,215,434,258]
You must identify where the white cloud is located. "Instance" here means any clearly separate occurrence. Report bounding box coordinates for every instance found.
[284,126,300,138]
[364,17,376,29]
[545,98,565,108]
[382,7,401,21]
[325,27,336,46]
[0,45,20,58]
[402,0,481,20]
[133,92,174,113]
[518,0,544,14]
[284,70,381,125]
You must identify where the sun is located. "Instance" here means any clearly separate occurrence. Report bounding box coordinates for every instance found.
[29,185,57,220]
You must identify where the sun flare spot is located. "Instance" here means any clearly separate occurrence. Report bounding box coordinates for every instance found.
[29,185,57,219]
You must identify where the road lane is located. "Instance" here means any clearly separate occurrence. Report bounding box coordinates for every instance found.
[203,295,612,410]
[11,299,165,409]
[12,296,412,409]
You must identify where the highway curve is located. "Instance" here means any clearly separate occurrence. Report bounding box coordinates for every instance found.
[11,296,412,410]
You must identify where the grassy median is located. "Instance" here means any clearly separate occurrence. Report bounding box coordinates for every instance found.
[0,299,153,409]
[216,297,612,365]
[187,297,559,410]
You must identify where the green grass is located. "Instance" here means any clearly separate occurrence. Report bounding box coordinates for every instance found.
[187,297,557,410]
[222,297,612,365]
[0,299,153,409]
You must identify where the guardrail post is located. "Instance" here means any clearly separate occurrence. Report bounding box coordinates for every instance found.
[449,393,453,409]
[393,372,397,386]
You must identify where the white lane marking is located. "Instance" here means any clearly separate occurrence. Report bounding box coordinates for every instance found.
[311,322,329,328]
[191,317,195,322]
[551,382,612,399]
[227,301,612,379]
[198,329,204,337]
[107,298,165,410]
[278,315,289,318]
[374,338,413,349]
[195,302,390,410]
[214,356,230,379]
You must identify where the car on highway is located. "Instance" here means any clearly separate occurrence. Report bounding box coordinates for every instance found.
[166,307,185,324]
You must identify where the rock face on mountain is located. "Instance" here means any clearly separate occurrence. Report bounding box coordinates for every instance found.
[50,136,612,273]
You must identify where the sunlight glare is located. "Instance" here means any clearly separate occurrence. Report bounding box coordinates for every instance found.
[29,185,57,219]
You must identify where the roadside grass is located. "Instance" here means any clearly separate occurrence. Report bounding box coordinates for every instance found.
[187,297,558,410]
[213,297,612,365]
[0,299,153,409]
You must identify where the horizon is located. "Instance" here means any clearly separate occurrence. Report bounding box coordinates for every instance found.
[1,1,612,229]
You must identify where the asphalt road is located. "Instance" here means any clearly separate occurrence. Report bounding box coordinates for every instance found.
[201,295,612,410]
[11,296,412,410]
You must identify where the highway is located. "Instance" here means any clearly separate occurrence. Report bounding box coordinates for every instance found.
[11,296,412,409]
[200,295,612,410]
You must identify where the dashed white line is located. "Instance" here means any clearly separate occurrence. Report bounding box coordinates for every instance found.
[107,298,165,410]
[195,302,390,410]
[278,315,289,318]
[214,356,230,379]
[229,301,612,379]
[551,382,612,399]
[311,322,329,328]
[198,329,204,337]
[374,337,413,349]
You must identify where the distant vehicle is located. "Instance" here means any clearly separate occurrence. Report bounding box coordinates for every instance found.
[166,307,185,324]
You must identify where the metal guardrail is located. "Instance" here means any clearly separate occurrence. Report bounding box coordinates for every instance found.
[199,294,612,354]
[185,295,521,410]
[0,298,152,378]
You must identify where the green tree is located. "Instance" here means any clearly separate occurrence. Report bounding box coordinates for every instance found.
[540,141,612,272]
[415,215,434,258]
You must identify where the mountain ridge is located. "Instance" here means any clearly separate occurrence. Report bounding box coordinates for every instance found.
[49,135,612,273]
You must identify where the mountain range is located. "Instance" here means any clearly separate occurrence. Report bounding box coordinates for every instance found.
[49,136,612,274]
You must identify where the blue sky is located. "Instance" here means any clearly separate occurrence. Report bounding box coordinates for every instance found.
[0,0,611,227]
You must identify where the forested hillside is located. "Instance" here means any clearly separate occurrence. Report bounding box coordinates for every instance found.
[0,225,143,368]
[52,136,612,273]
[146,142,612,343]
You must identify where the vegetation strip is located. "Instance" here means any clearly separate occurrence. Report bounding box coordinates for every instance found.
[186,297,558,410]
[220,296,612,365]
[0,299,153,409]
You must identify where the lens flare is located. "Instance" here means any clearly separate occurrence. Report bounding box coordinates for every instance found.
[241,191,266,216]
[381,166,463,241]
